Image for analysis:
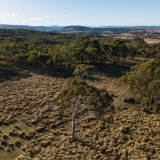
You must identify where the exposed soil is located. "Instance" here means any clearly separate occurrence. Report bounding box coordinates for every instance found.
[0,64,159,160]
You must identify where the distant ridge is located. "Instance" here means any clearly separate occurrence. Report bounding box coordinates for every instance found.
[0,24,160,32]
[94,26,160,29]
[0,24,63,31]
[59,25,90,32]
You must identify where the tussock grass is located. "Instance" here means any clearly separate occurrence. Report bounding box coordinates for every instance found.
[0,66,159,159]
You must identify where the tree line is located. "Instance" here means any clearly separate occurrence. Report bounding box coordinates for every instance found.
[0,29,160,70]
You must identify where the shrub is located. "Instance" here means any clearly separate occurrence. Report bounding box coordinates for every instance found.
[57,76,113,116]
[73,64,95,80]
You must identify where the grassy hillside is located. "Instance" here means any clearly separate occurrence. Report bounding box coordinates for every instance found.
[0,63,159,160]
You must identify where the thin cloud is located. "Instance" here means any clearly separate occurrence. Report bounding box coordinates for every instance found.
[32,18,41,20]
[16,20,26,23]
[8,13,18,17]
[0,13,5,18]
[45,21,52,24]
[44,16,50,19]
[0,19,5,22]
[62,15,69,17]
[83,22,90,26]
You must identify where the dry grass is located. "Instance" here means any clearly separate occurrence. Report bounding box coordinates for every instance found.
[0,64,160,160]
[144,38,160,44]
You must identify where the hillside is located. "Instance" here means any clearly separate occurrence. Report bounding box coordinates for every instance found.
[58,26,91,33]
[0,63,159,160]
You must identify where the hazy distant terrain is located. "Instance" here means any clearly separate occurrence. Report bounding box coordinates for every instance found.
[1,24,160,43]
[0,24,63,31]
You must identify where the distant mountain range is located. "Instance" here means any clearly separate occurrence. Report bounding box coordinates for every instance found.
[0,24,160,32]
[0,24,63,31]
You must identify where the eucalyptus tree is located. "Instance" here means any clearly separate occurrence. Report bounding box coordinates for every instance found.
[137,47,150,59]
[127,36,146,60]
[59,44,72,66]
[156,52,160,62]
[71,35,90,64]
[13,53,28,67]
[27,51,38,67]
[37,53,50,67]
[86,39,103,64]
[56,76,113,141]
[0,45,12,63]
[51,44,63,65]
[101,44,111,63]
[118,61,160,112]
[109,38,128,64]
[147,80,160,112]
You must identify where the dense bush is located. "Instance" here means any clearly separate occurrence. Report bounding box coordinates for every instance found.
[118,61,160,112]
[57,76,113,115]
[73,64,95,79]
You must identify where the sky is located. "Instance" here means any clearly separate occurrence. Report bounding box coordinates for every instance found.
[0,0,160,26]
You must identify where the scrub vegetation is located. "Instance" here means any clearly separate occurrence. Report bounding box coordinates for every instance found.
[0,28,160,159]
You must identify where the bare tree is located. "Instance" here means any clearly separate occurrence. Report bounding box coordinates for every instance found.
[71,96,87,142]
[82,71,89,81]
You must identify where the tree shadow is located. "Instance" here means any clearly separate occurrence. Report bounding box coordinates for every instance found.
[0,62,135,83]
[96,62,135,78]
[74,139,115,157]
[0,65,31,82]
[39,66,74,79]
[75,139,98,150]
[0,63,74,83]
[24,66,74,79]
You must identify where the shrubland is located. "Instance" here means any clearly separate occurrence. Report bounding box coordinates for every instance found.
[0,29,160,159]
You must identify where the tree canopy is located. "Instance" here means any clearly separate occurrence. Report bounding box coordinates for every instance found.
[57,76,113,116]
[118,61,160,112]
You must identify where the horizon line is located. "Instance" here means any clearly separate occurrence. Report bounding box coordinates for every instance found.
[1,24,160,27]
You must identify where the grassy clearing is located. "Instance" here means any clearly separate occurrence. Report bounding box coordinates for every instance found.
[0,64,159,159]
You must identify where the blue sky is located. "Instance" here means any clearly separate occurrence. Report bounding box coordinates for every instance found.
[0,0,160,26]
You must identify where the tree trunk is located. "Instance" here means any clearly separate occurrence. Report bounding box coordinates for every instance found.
[123,84,126,99]
[113,56,116,65]
[148,94,152,110]
[81,55,84,64]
